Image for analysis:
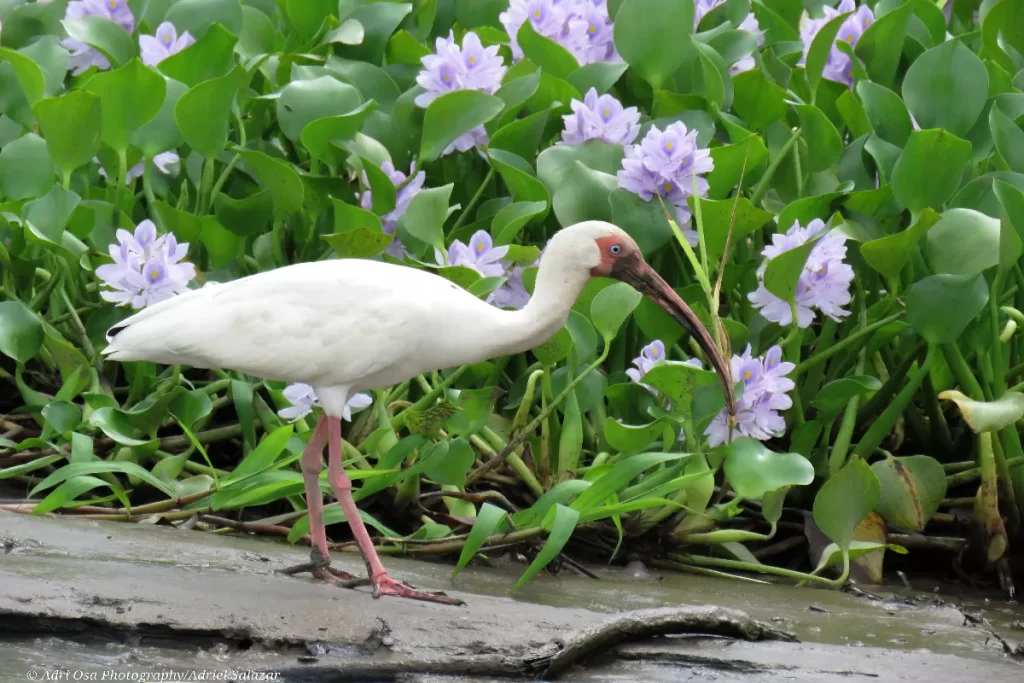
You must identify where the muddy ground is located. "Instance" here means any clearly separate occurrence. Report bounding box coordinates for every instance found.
[1,511,1022,682]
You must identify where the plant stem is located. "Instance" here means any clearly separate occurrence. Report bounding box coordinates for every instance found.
[794,312,903,377]
[750,128,801,206]
[853,344,936,457]
[451,165,495,233]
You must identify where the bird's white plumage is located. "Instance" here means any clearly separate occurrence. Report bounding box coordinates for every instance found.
[102,221,633,417]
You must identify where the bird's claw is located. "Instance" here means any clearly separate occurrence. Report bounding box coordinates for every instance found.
[371,574,467,606]
[280,549,369,589]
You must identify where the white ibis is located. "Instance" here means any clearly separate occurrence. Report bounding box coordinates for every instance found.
[102,220,735,605]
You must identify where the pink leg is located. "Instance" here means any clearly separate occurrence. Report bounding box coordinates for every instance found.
[326,416,465,606]
[278,415,362,586]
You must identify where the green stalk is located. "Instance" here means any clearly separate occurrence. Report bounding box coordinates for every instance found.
[830,336,868,475]
[942,343,986,400]
[390,366,469,430]
[673,553,835,586]
[990,270,1008,396]
[750,127,801,206]
[853,344,936,457]
[451,165,495,234]
[794,312,903,377]
[197,155,216,217]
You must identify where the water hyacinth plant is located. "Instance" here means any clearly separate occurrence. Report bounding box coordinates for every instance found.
[1,0,1023,596]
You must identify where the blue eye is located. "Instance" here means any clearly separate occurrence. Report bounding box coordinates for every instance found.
[610,244,622,255]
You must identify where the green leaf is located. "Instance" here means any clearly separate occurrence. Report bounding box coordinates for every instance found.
[730,68,789,131]
[906,274,989,345]
[488,149,551,205]
[300,100,379,168]
[169,390,213,429]
[174,66,249,158]
[29,461,176,499]
[891,129,971,215]
[925,208,1001,276]
[33,475,126,515]
[42,401,82,435]
[533,326,574,366]
[613,0,694,90]
[795,104,842,173]
[233,148,304,220]
[83,59,165,152]
[902,38,988,137]
[334,1,411,65]
[852,0,911,89]
[422,437,475,486]
[61,15,138,70]
[0,133,56,200]
[420,90,504,162]
[492,201,548,245]
[811,376,882,418]
[938,390,1024,434]
[131,77,187,159]
[223,425,294,485]
[277,76,362,143]
[859,207,940,281]
[517,20,579,80]
[590,281,643,341]
[608,188,672,256]
[397,184,453,254]
[551,161,617,227]
[87,407,153,446]
[513,503,579,589]
[603,418,670,456]
[322,228,394,259]
[33,91,103,175]
[723,437,814,500]
[488,109,549,161]
[214,190,274,236]
[706,133,769,199]
[164,0,244,39]
[812,457,881,551]
[0,300,44,363]
[812,540,908,574]
[871,454,946,533]
[0,46,45,106]
[536,139,625,189]
[567,61,629,96]
[452,502,508,579]
[643,361,723,420]
[287,0,336,40]
[990,104,1024,175]
[763,230,824,303]
[572,452,690,511]
[158,22,238,88]
[856,80,912,148]
[804,11,851,98]
[695,196,772,268]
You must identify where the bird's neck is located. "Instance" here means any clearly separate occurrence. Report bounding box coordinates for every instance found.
[496,255,592,357]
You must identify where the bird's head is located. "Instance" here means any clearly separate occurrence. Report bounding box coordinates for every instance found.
[557,221,736,417]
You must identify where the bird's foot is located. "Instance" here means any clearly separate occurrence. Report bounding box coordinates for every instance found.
[371,573,466,606]
[278,549,371,589]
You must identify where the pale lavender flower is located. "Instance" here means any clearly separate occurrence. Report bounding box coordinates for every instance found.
[798,0,873,87]
[96,151,180,184]
[357,160,426,258]
[414,31,506,156]
[490,265,531,309]
[442,230,509,278]
[747,219,855,328]
[730,13,765,75]
[625,339,668,391]
[500,0,618,66]
[561,88,640,146]
[139,21,195,66]
[278,384,373,423]
[96,220,195,309]
[616,121,713,245]
[704,344,794,447]
[61,0,135,75]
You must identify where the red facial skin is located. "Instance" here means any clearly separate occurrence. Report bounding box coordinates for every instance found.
[590,235,632,276]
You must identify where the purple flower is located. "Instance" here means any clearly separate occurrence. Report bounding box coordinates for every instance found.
[61,0,135,75]
[95,220,195,309]
[139,21,195,66]
[616,121,713,246]
[414,31,506,156]
[560,88,641,146]
[96,150,180,184]
[704,345,795,447]
[799,0,873,87]
[278,384,373,423]
[747,219,855,328]
[441,230,509,278]
[357,160,426,258]
[694,0,763,74]
[500,0,618,66]
[625,339,668,391]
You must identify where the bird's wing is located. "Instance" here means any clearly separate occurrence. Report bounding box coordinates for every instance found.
[103,260,467,386]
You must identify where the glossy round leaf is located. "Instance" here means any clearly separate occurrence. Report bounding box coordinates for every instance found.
[613,0,694,90]
[83,59,166,152]
[890,129,971,215]
[811,376,882,418]
[924,208,1001,276]
[812,457,880,550]
[164,0,244,39]
[0,300,44,363]
[61,15,138,70]
[0,133,56,200]
[234,147,304,220]
[852,0,911,88]
[131,77,187,158]
[174,66,249,158]
[859,207,940,281]
[158,22,238,88]
[938,390,1024,434]
[551,161,617,228]
[902,39,987,137]
[397,184,453,255]
[723,437,814,500]
[906,274,988,344]
[517,20,579,80]
[856,80,912,148]
[300,100,379,168]
[871,454,946,532]
[33,91,102,174]
[590,281,643,341]
[277,76,362,143]
[989,103,1024,175]
[420,90,504,162]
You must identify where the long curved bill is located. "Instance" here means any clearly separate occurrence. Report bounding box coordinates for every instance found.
[612,251,736,417]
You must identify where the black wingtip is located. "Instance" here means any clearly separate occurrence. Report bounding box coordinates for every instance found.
[106,324,127,343]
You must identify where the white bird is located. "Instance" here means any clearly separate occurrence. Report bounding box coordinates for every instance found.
[102,220,735,605]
